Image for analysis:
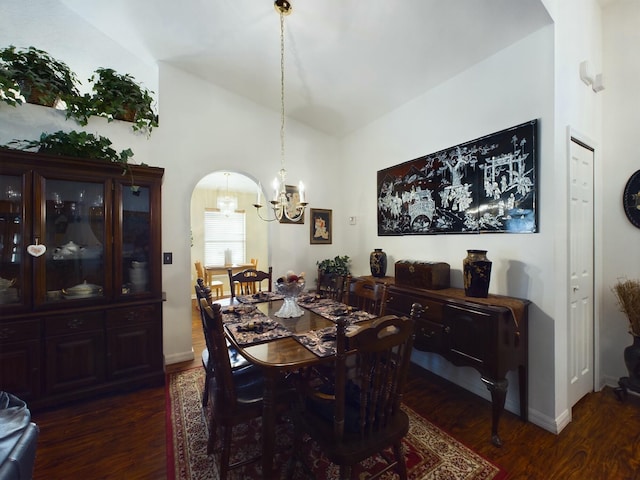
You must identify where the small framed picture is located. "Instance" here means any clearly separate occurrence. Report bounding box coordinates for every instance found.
[278,185,305,224]
[310,209,332,244]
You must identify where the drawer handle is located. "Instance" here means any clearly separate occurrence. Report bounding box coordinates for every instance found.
[0,327,16,340]
[444,326,451,335]
[67,318,84,329]
[422,329,436,339]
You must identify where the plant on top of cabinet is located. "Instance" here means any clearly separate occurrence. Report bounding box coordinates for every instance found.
[3,130,142,193]
[0,45,81,108]
[70,67,158,136]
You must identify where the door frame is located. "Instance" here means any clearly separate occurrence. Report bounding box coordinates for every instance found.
[566,126,603,402]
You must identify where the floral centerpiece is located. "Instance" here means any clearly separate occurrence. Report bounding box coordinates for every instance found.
[274,270,305,318]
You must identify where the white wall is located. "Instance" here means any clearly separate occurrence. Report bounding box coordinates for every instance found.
[339,27,558,430]
[542,0,604,433]
[601,0,640,385]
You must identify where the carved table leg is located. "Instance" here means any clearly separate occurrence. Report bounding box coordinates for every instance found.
[481,377,508,447]
[262,371,277,479]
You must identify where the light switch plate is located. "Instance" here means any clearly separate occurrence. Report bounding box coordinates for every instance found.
[163,252,173,264]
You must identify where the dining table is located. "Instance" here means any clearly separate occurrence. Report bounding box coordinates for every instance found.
[205,263,254,277]
[217,291,379,479]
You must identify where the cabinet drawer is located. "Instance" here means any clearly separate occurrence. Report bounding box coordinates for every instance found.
[46,312,103,336]
[413,319,445,353]
[0,320,40,343]
[106,304,160,327]
[387,288,444,321]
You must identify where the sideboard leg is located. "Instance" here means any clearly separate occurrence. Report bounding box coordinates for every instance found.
[481,377,508,447]
[518,364,528,422]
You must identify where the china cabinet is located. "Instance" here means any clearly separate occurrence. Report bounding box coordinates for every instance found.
[0,148,164,409]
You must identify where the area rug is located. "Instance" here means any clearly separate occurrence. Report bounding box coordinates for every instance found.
[166,368,507,480]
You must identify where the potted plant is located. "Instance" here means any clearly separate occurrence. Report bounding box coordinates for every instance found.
[0,45,80,107]
[316,255,350,292]
[3,130,141,193]
[317,255,350,276]
[71,67,158,135]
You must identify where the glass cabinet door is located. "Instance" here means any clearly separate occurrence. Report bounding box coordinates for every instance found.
[120,186,151,296]
[39,177,107,305]
[0,174,26,307]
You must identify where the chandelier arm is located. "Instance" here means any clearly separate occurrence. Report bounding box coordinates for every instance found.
[253,203,278,222]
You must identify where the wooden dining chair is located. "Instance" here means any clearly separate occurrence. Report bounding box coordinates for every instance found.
[195,288,253,408]
[286,304,420,480]
[195,260,223,298]
[344,275,389,316]
[235,258,259,294]
[228,267,272,299]
[200,302,291,479]
[316,269,347,302]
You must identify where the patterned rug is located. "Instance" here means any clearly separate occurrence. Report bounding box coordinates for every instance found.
[166,368,507,480]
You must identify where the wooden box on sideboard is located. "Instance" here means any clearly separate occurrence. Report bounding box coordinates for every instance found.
[394,260,450,290]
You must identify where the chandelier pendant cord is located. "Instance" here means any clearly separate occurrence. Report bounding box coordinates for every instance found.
[280,10,286,172]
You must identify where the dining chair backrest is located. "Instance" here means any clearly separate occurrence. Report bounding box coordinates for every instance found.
[334,309,416,440]
[316,270,346,302]
[195,280,213,304]
[194,261,205,280]
[345,275,388,316]
[228,267,272,299]
[200,301,239,406]
[287,304,421,479]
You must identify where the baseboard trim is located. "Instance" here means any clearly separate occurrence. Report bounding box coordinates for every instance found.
[165,349,195,365]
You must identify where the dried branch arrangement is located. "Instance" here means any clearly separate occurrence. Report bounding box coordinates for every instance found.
[612,279,640,336]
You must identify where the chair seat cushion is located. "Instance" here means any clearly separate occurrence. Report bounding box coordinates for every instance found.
[202,347,251,371]
[305,381,364,433]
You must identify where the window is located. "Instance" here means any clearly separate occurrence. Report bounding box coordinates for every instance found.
[204,209,246,265]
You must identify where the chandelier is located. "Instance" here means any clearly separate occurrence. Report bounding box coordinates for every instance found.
[217,172,238,217]
[254,0,308,222]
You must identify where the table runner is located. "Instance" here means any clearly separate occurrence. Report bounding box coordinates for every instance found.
[297,294,376,324]
[235,291,284,304]
[222,306,293,346]
[223,295,376,356]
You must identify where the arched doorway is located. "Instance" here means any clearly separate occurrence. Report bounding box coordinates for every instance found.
[190,171,268,296]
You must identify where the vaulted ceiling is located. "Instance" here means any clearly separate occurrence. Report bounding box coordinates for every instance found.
[60,0,552,139]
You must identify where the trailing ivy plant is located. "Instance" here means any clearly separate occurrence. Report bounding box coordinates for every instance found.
[0,45,80,107]
[4,130,142,192]
[69,68,158,136]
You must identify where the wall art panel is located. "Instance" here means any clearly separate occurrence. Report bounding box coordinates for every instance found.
[377,120,538,235]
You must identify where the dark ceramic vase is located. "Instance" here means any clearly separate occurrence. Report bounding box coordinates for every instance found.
[463,249,492,298]
[623,335,640,391]
[369,248,387,277]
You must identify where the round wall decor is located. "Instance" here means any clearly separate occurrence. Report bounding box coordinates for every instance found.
[623,170,640,228]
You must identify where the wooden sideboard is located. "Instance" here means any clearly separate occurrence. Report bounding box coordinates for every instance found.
[363,276,529,446]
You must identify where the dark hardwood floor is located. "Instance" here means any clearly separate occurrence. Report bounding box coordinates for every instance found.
[30,301,640,479]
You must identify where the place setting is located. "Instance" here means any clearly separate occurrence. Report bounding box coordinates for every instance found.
[222,307,293,346]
